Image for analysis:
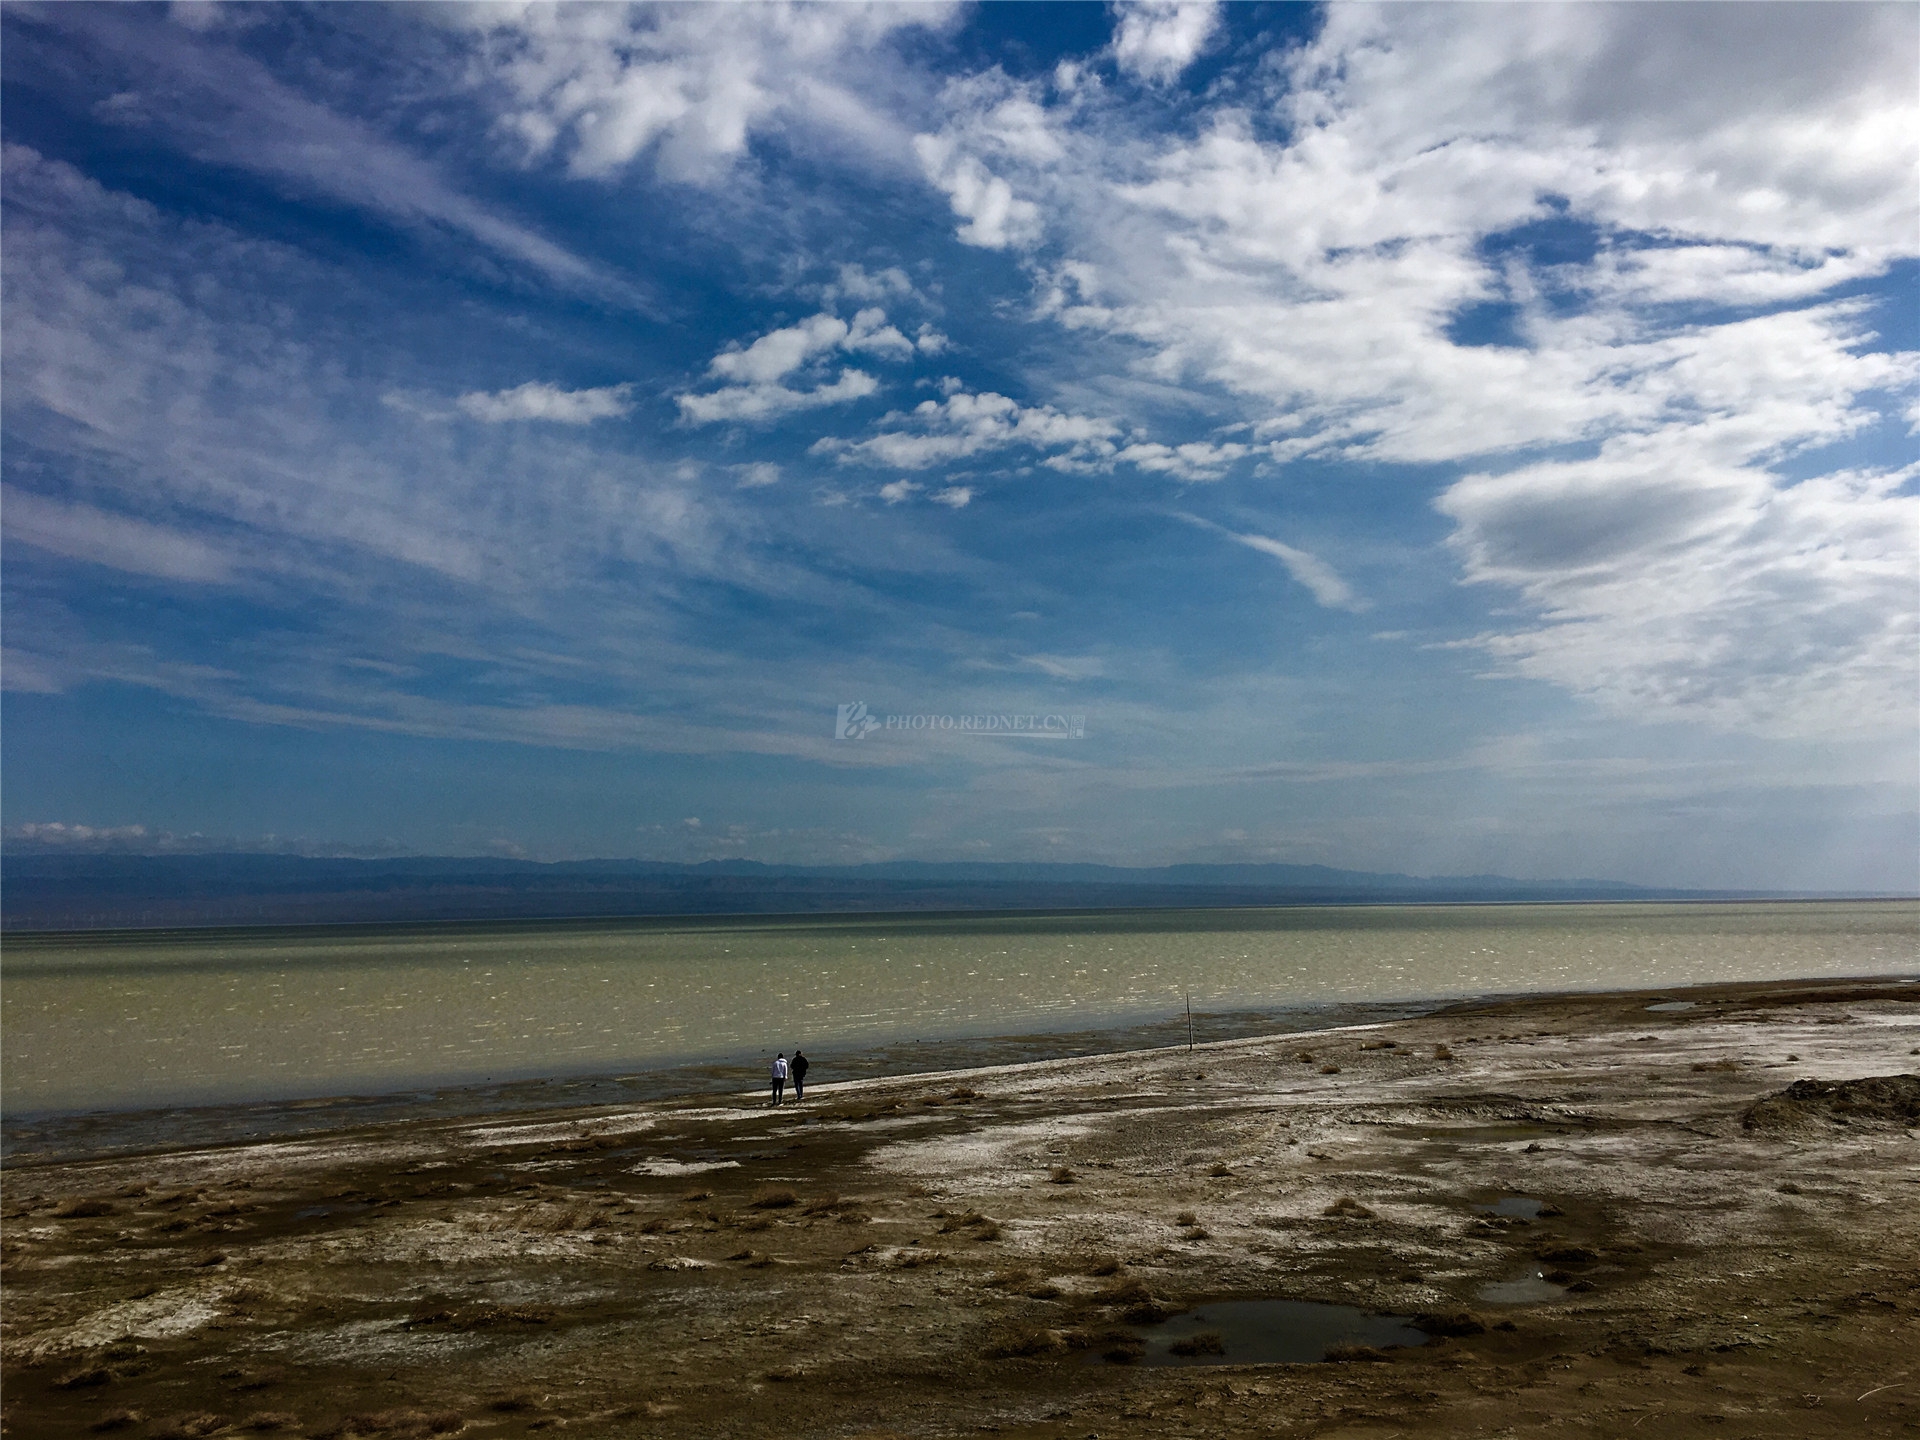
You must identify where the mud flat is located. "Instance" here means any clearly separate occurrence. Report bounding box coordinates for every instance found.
[4,975,1917,1439]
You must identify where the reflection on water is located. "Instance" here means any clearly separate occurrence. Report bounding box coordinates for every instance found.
[4,902,1912,1123]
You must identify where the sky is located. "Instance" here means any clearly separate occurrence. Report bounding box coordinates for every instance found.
[1,1,1915,892]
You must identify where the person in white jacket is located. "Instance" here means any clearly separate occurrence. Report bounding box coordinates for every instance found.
[770,1053,789,1106]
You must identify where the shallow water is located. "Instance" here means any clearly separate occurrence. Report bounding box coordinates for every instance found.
[1127,1299,1428,1366]
[4,900,1912,1120]
[1477,1196,1548,1219]
[1478,1270,1569,1304]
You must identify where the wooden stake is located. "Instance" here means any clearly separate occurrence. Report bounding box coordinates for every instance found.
[1187,987,1194,1052]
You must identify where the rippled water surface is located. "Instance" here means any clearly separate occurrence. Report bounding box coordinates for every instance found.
[4,901,1913,1116]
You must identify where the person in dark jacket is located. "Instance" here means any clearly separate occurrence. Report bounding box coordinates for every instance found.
[790,1050,810,1102]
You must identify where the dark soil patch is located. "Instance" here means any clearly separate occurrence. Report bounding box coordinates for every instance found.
[1742,1075,1920,1133]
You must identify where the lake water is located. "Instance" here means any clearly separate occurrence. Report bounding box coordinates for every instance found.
[4,902,1914,1127]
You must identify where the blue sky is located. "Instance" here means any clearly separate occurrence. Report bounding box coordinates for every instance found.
[2,1,1915,890]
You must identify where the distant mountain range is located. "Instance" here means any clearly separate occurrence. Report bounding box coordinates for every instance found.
[0,851,1823,932]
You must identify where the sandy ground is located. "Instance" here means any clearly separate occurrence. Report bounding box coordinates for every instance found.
[3,975,1917,1440]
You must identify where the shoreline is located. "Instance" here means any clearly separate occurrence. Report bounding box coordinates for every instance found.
[2,997,1443,1168]
[4,973,1917,1438]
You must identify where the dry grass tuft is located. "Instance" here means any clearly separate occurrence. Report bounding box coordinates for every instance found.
[1323,1344,1389,1362]
[1169,1330,1225,1356]
[339,1410,466,1437]
[1319,1064,1342,1075]
[678,1188,712,1203]
[408,1303,556,1332]
[1207,1162,1231,1177]
[750,1187,799,1209]
[982,1325,1067,1359]
[53,1197,117,1219]
[1047,1165,1077,1185]
[935,1209,1002,1240]
[1434,1044,1455,1061]
[948,1086,982,1101]
[1413,1310,1486,1337]
[148,1415,226,1440]
[1094,1276,1152,1306]
[1692,1059,1740,1073]
[1174,1211,1198,1226]
[1323,1195,1376,1219]
[485,1395,535,1413]
[1295,1051,1315,1063]
[1083,1253,1123,1276]
[241,1413,298,1432]
[88,1412,142,1433]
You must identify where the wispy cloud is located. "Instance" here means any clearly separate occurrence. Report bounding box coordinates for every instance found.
[13,6,640,306]
[1177,514,1366,612]
[3,487,238,584]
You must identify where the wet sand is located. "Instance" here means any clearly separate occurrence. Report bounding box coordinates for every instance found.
[3,975,1917,1439]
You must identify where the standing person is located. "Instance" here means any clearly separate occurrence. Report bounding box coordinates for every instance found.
[770,1053,788,1107]
[790,1049,810,1103]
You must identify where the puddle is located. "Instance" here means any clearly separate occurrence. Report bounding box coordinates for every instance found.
[1475,1196,1546,1219]
[1403,1123,1557,1144]
[1109,1299,1429,1366]
[1645,1001,1696,1013]
[1477,1269,1567,1304]
[629,1158,740,1177]
[295,1202,369,1221]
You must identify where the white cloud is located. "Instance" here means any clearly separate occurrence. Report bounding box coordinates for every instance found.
[818,389,1118,469]
[462,2,961,182]
[1110,1,1220,84]
[950,4,1917,735]
[844,307,917,362]
[878,479,921,504]
[932,485,974,509]
[679,369,878,425]
[710,312,851,385]
[1437,447,1919,739]
[913,134,1041,250]
[1117,440,1248,481]
[678,308,930,424]
[823,263,916,305]
[733,462,782,488]
[456,381,635,424]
